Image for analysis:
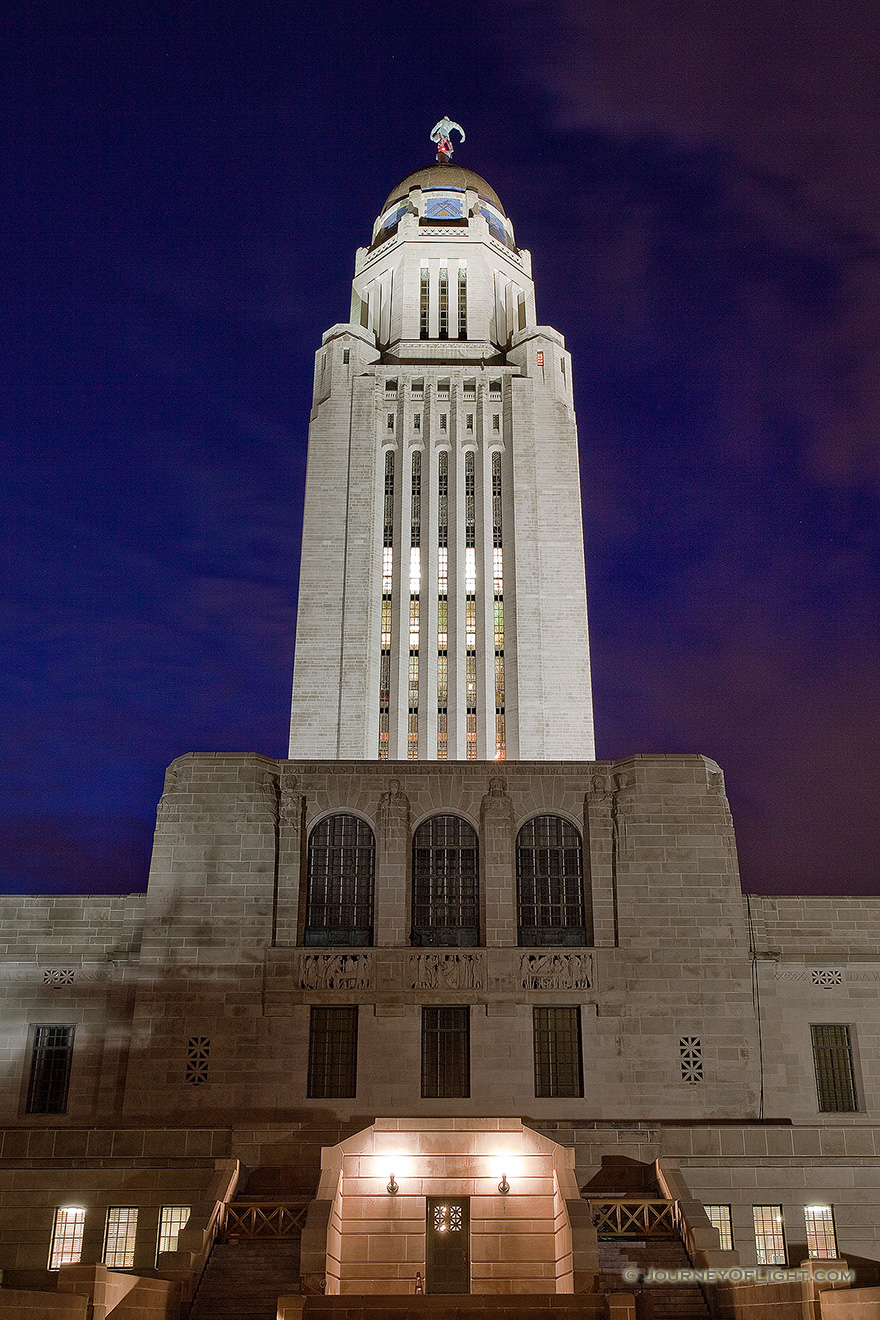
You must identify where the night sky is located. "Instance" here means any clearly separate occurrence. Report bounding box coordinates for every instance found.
[2,1,879,897]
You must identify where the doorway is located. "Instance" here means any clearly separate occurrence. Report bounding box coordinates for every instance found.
[425,1196,470,1294]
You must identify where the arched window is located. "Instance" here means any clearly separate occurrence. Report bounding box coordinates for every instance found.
[411,815,479,946]
[305,815,375,946]
[516,815,589,946]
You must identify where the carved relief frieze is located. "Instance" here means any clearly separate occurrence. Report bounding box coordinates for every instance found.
[409,953,484,990]
[520,952,593,991]
[297,953,371,991]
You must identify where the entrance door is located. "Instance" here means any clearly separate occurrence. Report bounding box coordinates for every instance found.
[425,1197,470,1294]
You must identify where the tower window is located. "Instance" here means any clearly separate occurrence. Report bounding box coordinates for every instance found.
[343,348,350,364]
[420,267,429,339]
[465,414,474,432]
[458,267,467,339]
[516,816,588,946]
[414,412,421,431]
[305,815,375,946]
[307,1006,358,1098]
[811,1024,858,1111]
[804,1205,838,1258]
[27,1025,74,1114]
[492,414,500,432]
[422,1007,470,1098]
[411,815,479,947]
[533,1007,583,1098]
[387,413,395,431]
[438,267,448,339]
[440,413,447,431]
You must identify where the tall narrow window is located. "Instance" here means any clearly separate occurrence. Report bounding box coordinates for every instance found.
[533,1007,583,1098]
[458,267,467,339]
[379,451,394,759]
[104,1208,138,1269]
[753,1206,786,1265]
[492,451,505,760]
[419,267,429,339]
[437,451,448,759]
[516,816,588,945]
[705,1205,734,1251]
[409,450,421,759]
[464,452,477,760]
[156,1207,190,1261]
[307,1006,358,1098]
[804,1205,838,1258]
[438,267,449,339]
[422,1007,470,1098]
[412,815,479,946]
[811,1025,858,1112]
[305,815,375,946]
[27,1025,74,1114]
[49,1207,86,1270]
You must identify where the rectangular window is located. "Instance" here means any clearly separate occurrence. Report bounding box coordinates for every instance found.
[414,412,421,431]
[387,413,395,430]
[438,548,448,596]
[420,268,429,339]
[811,1025,858,1112]
[382,546,393,592]
[157,1206,190,1261]
[492,414,500,432]
[422,1007,470,1098]
[465,413,474,432]
[307,1006,358,1099]
[410,546,421,593]
[440,413,447,431]
[437,597,448,648]
[705,1205,733,1251]
[343,348,350,363]
[27,1025,74,1114]
[409,597,420,647]
[458,267,467,339]
[804,1205,838,1258]
[438,268,448,339]
[494,599,503,647]
[680,1036,703,1083]
[533,1007,583,1098]
[464,547,476,593]
[493,549,503,594]
[536,350,544,366]
[184,1036,210,1085]
[104,1207,138,1269]
[49,1206,86,1270]
[381,599,392,646]
[465,597,476,648]
[753,1206,786,1265]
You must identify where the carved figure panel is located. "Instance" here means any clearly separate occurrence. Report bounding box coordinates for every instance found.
[409,953,484,990]
[297,953,371,991]
[520,952,593,991]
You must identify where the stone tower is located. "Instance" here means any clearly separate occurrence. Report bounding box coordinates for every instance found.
[289,155,595,762]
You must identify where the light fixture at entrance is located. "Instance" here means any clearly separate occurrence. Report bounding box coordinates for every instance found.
[387,1172,399,1194]
[498,1172,510,1195]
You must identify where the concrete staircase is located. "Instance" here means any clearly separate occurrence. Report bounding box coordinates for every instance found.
[187,1238,302,1320]
[598,1239,711,1320]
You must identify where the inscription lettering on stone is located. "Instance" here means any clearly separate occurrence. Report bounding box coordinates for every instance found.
[298,953,371,990]
[409,953,484,990]
[520,953,592,991]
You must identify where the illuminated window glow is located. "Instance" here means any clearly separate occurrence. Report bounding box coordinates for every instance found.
[104,1207,138,1269]
[458,267,467,339]
[410,546,420,593]
[438,268,448,339]
[804,1205,838,1258]
[465,548,476,593]
[381,599,392,647]
[466,597,476,647]
[419,268,429,339]
[49,1207,85,1270]
[753,1206,786,1265]
[438,548,448,595]
[705,1206,733,1251]
[493,549,503,593]
[437,598,447,648]
[383,546,393,592]
[157,1206,190,1260]
[409,597,420,647]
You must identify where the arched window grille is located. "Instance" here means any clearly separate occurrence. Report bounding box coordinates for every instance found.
[305,815,375,946]
[516,815,589,946]
[411,815,479,946]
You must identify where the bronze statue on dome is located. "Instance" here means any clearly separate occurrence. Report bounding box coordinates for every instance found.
[430,116,465,163]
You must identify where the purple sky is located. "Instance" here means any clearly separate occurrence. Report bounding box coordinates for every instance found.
[2,1,878,896]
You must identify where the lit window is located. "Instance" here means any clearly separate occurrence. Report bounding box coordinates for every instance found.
[437,597,448,648]
[493,548,503,593]
[49,1207,85,1270]
[466,710,477,760]
[27,1025,75,1114]
[494,654,505,707]
[533,1007,583,1098]
[465,597,476,647]
[494,599,503,647]
[422,1007,469,1098]
[381,598,392,647]
[438,547,448,595]
[104,1207,138,1269]
[411,816,479,946]
[419,268,429,339]
[383,546,393,592]
[812,1025,858,1111]
[157,1206,190,1261]
[409,596,420,647]
[408,708,419,759]
[705,1205,733,1251]
[308,1006,358,1098]
[536,350,543,366]
[410,546,421,593]
[305,815,375,947]
[465,547,476,593]
[753,1206,786,1265]
[409,652,419,705]
[516,816,588,946]
[804,1205,838,1258]
[437,651,447,705]
[438,268,448,340]
[495,710,506,760]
